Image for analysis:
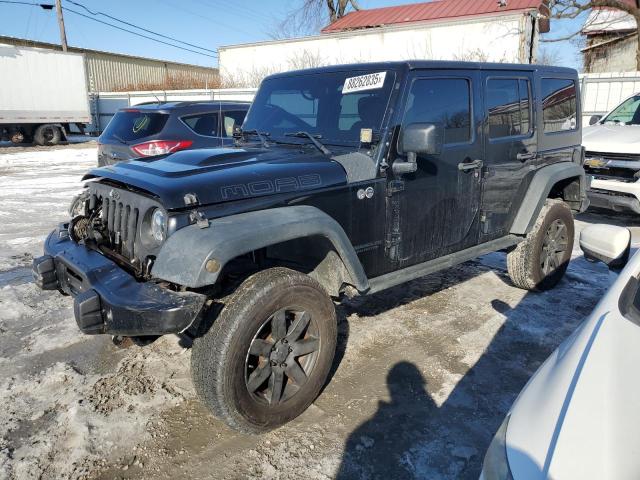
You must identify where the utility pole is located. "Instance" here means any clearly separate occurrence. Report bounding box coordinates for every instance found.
[55,0,68,52]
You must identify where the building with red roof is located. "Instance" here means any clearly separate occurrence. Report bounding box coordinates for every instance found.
[219,0,552,86]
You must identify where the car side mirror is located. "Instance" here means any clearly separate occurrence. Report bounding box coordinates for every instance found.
[589,115,602,126]
[580,224,631,270]
[393,123,444,175]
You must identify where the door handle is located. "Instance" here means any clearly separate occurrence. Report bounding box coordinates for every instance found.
[458,159,483,171]
[517,151,536,161]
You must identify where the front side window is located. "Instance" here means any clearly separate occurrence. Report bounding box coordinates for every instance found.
[222,110,248,137]
[487,78,532,139]
[243,70,396,145]
[182,113,219,137]
[542,78,577,133]
[403,78,471,144]
[603,95,640,125]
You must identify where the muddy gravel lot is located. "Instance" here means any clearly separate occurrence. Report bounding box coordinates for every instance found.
[0,146,635,480]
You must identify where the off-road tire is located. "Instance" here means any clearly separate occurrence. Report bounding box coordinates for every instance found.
[191,267,337,433]
[507,199,574,291]
[33,124,61,146]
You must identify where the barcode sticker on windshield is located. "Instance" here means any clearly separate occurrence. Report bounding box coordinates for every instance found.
[342,72,387,94]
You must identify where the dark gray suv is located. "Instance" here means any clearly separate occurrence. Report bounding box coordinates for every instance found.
[97,101,250,166]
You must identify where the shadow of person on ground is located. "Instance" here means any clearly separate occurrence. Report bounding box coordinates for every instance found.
[335,362,437,480]
[334,251,611,479]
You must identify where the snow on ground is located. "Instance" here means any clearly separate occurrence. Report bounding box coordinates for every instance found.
[0,145,634,479]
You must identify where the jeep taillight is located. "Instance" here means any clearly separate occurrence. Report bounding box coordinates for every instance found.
[131,140,193,157]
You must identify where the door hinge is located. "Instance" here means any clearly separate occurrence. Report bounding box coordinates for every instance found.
[387,180,405,196]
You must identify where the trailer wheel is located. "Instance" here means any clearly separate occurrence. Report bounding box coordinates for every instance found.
[34,124,61,146]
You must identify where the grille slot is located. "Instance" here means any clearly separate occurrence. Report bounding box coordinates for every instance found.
[94,191,141,260]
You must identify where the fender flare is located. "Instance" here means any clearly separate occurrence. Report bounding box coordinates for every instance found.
[510,162,586,235]
[151,205,369,291]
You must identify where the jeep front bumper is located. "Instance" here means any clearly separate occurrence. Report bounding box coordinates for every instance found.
[32,225,206,336]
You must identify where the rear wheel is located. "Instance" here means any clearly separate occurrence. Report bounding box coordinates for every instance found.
[34,124,61,146]
[191,267,337,433]
[507,199,574,291]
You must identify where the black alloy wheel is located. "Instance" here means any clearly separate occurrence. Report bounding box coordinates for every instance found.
[245,308,320,405]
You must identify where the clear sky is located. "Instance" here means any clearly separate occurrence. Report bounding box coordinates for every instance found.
[0,0,588,69]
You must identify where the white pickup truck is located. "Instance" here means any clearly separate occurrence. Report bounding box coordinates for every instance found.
[583,93,640,214]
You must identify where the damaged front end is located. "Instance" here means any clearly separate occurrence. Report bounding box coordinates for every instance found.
[32,181,206,338]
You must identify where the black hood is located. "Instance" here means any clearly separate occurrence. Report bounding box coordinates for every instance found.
[84,147,348,209]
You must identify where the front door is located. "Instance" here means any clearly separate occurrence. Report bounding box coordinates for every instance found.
[387,70,484,268]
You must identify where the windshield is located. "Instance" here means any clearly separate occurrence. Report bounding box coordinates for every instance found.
[603,95,640,125]
[242,70,396,145]
[102,110,169,142]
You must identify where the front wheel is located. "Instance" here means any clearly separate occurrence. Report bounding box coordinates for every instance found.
[507,199,574,291]
[191,267,337,433]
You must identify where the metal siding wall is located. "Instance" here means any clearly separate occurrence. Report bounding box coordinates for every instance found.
[84,52,218,91]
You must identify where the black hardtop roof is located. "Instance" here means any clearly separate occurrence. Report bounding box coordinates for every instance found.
[265,60,577,80]
[119,100,251,114]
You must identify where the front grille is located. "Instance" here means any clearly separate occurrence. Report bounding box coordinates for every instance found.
[88,182,161,266]
[585,151,640,162]
[585,151,640,182]
[100,195,140,259]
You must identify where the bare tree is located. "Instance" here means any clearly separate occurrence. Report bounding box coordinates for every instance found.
[545,1,640,69]
[270,0,361,38]
[535,47,561,65]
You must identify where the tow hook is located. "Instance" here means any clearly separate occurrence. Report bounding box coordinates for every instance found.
[112,335,135,349]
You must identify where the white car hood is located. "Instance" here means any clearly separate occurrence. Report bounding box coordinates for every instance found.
[583,124,640,154]
[506,251,640,479]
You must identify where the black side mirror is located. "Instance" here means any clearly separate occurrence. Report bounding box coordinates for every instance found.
[589,115,602,126]
[393,123,444,175]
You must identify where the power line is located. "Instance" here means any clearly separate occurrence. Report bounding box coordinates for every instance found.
[64,0,216,54]
[0,1,53,8]
[62,7,218,58]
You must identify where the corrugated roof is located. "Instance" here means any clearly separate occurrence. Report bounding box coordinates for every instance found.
[322,0,545,33]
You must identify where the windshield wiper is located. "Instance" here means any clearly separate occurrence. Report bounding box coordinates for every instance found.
[285,131,331,155]
[238,128,270,149]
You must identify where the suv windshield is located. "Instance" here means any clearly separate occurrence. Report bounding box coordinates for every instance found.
[603,95,640,125]
[243,70,396,145]
[102,110,169,142]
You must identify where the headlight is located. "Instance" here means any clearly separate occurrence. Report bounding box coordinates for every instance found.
[69,192,89,218]
[150,208,167,243]
[480,415,514,480]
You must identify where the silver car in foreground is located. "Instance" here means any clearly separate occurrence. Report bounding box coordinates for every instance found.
[481,224,639,479]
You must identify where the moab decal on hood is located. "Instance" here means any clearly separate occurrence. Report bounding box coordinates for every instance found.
[83,147,347,209]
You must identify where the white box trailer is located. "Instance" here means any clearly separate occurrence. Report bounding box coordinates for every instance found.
[0,42,90,145]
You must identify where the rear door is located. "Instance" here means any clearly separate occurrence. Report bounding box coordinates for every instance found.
[388,70,484,267]
[480,72,536,240]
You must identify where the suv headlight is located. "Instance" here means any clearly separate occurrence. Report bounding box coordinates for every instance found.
[150,208,167,243]
[480,415,514,480]
[141,207,168,247]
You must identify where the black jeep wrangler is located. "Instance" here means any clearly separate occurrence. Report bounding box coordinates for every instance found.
[33,61,587,433]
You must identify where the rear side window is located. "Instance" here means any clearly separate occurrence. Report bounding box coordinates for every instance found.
[403,78,471,144]
[182,113,219,137]
[487,78,532,139]
[542,78,577,133]
[102,111,168,142]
